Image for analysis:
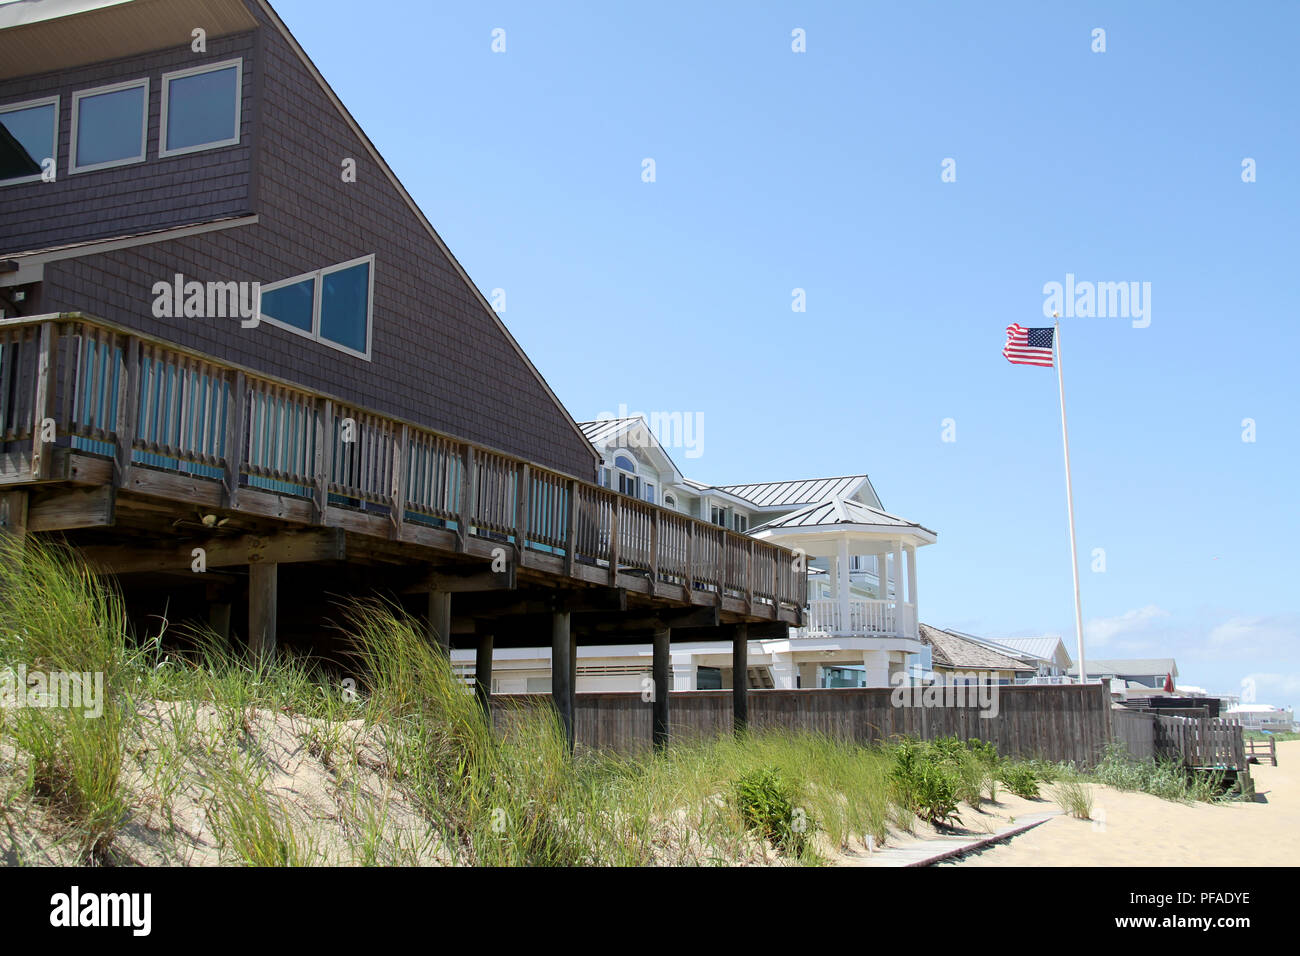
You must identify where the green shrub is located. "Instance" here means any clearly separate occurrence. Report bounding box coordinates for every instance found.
[998,763,1041,799]
[730,766,815,856]
[1051,777,1093,819]
[889,740,962,826]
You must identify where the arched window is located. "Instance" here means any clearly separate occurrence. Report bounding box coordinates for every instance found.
[664,494,676,510]
[612,454,639,498]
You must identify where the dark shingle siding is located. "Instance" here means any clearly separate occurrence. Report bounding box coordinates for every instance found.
[0,33,256,253]
[24,7,596,479]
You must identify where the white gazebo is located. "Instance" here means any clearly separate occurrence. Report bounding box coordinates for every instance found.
[749,497,938,686]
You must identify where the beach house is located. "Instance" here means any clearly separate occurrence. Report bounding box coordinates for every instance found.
[0,0,805,750]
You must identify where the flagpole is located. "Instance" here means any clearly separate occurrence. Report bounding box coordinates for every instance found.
[1054,320,1087,685]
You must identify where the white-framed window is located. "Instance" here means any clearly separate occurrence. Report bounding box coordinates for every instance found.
[733,513,748,533]
[643,482,655,504]
[160,58,243,158]
[70,78,148,174]
[710,505,726,528]
[613,454,639,498]
[0,95,58,186]
[258,255,375,360]
[663,494,676,509]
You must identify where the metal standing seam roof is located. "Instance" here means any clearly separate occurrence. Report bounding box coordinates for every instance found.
[985,636,1070,664]
[712,475,869,508]
[579,418,645,448]
[749,497,936,535]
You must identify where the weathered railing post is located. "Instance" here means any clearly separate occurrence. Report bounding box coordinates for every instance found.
[744,538,754,612]
[607,495,620,584]
[313,398,332,523]
[685,522,695,595]
[456,444,475,551]
[222,370,247,510]
[388,423,408,537]
[649,508,660,595]
[114,335,140,488]
[564,479,578,576]
[513,463,531,565]
[715,530,726,601]
[30,321,56,480]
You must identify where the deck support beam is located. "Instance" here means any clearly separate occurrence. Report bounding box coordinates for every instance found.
[551,611,574,752]
[652,627,671,750]
[427,590,451,654]
[0,490,28,540]
[248,562,277,660]
[475,630,494,720]
[733,624,749,736]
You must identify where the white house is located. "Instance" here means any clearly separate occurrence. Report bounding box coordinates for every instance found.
[452,415,939,691]
[1224,704,1295,733]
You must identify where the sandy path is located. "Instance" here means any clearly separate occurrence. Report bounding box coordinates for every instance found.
[945,740,1300,867]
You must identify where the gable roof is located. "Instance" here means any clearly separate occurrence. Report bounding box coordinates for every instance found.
[749,496,937,537]
[578,417,685,482]
[919,625,1033,672]
[0,0,599,470]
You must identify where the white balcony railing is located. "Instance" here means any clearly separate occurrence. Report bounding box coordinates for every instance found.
[804,598,917,639]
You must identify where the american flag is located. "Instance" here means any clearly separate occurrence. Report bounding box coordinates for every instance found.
[1003,324,1055,367]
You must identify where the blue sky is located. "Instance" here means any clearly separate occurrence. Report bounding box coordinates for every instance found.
[277,0,1299,707]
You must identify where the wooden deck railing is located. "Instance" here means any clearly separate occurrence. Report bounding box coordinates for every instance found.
[0,314,807,613]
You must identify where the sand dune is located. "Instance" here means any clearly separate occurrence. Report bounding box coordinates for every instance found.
[946,740,1300,867]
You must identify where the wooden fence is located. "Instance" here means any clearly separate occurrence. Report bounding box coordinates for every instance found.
[0,314,805,611]
[1153,714,1247,770]
[1111,708,1156,761]
[492,683,1114,768]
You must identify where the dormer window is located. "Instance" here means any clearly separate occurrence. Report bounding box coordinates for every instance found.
[613,454,639,498]
[160,59,242,157]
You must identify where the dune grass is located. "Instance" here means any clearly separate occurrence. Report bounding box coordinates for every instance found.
[2,537,1121,866]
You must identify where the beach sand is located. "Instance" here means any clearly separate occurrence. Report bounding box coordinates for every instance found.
[943,740,1300,867]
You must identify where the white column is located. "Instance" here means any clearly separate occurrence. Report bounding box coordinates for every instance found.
[837,536,852,634]
[863,650,891,688]
[671,654,696,690]
[892,539,903,635]
[906,544,917,607]
[876,552,887,600]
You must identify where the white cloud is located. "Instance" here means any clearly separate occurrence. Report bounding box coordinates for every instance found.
[1085,605,1171,648]
[1206,616,1299,658]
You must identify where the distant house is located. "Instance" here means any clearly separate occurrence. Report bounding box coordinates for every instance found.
[917,625,1035,685]
[951,633,1074,683]
[1224,704,1295,733]
[1069,659,1179,699]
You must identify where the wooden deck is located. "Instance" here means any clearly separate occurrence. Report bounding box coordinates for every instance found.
[0,313,806,637]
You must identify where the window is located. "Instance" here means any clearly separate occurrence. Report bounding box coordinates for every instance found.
[733,513,748,533]
[710,505,726,527]
[0,96,58,185]
[257,255,374,359]
[259,277,314,333]
[643,482,655,504]
[664,494,676,509]
[71,79,148,174]
[160,59,242,157]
